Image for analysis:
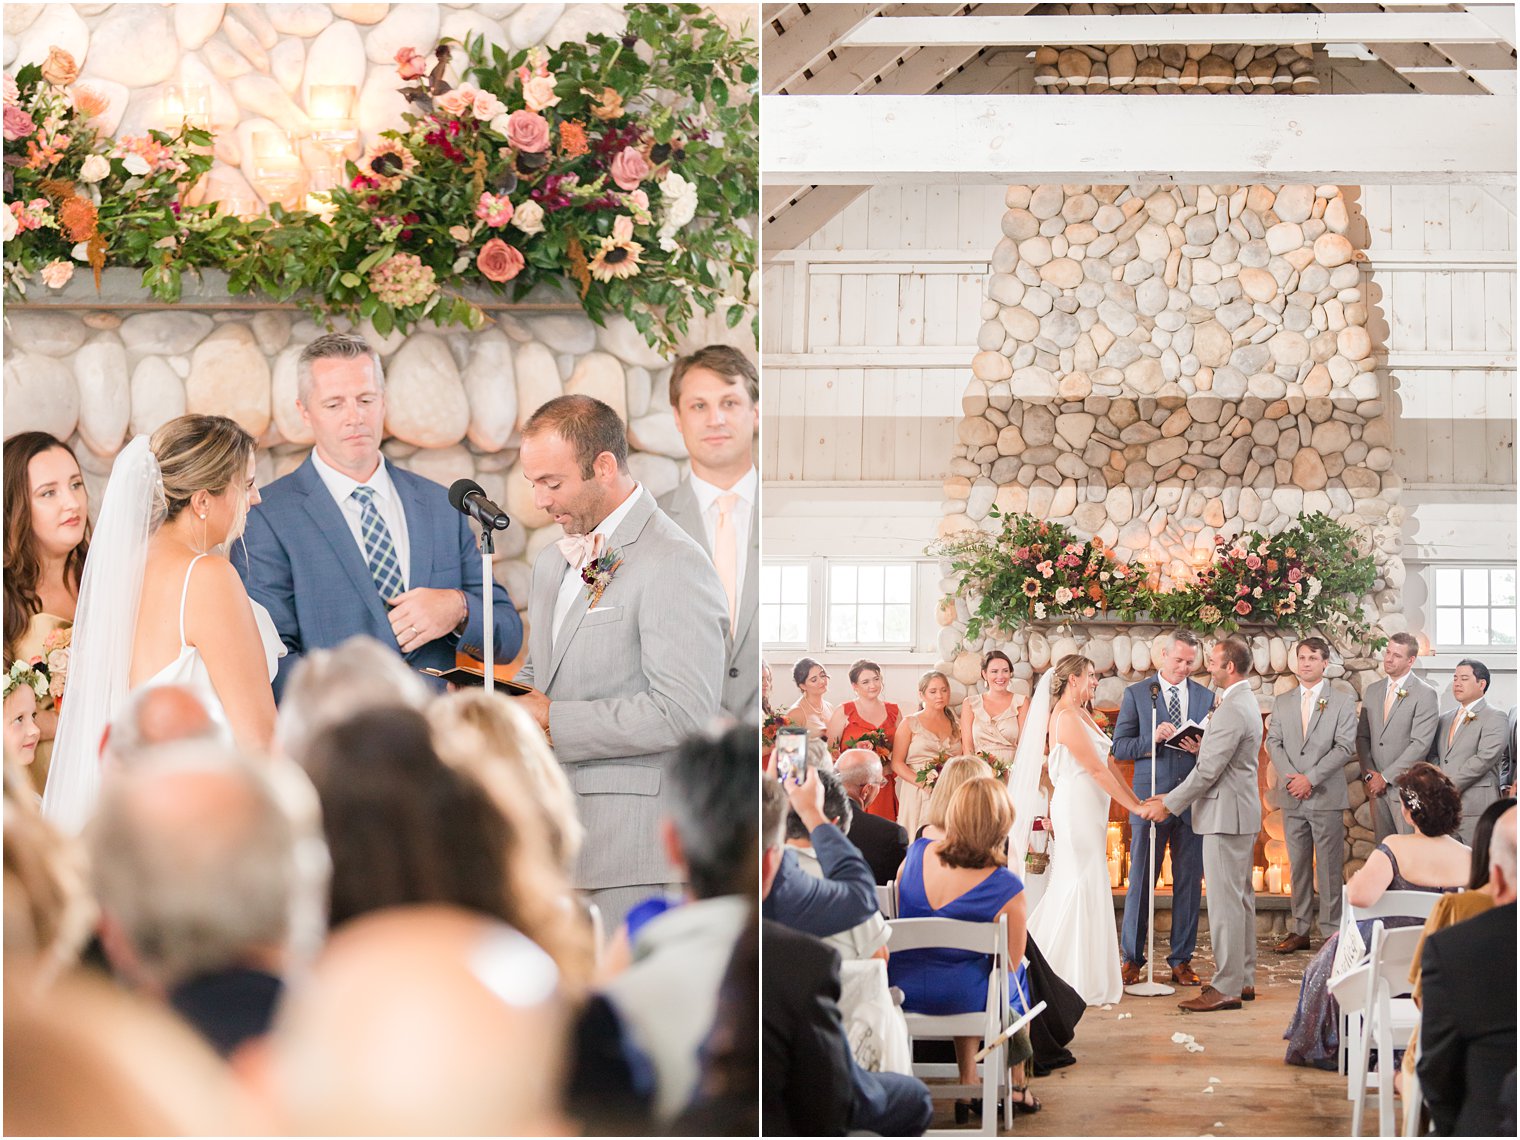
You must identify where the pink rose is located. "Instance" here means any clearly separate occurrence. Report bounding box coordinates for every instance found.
[395,47,428,81]
[505,109,549,154]
[470,89,506,121]
[1234,600,1253,616]
[1245,554,1262,570]
[521,74,559,112]
[3,105,35,142]
[610,146,650,192]
[629,189,649,210]
[435,87,473,117]
[39,259,73,288]
[476,237,524,283]
[612,214,634,243]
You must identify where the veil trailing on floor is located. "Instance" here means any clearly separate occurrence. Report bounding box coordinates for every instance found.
[41,437,162,834]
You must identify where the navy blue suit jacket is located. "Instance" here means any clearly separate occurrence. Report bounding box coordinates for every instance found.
[1111,675,1215,798]
[761,823,877,939]
[235,456,521,700]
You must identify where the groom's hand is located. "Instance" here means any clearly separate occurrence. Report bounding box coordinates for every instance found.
[387,588,469,653]
[512,687,551,731]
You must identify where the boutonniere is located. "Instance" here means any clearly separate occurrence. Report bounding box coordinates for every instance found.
[580,547,623,607]
[1395,687,1409,702]
[1462,709,1478,726]
[1316,697,1328,711]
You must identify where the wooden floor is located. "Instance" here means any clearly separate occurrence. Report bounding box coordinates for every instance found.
[922,933,1363,1137]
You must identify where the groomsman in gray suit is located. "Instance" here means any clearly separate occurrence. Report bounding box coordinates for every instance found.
[1143,637,1263,1012]
[1428,658,1508,843]
[513,395,729,926]
[1266,637,1357,953]
[1356,632,1440,840]
[657,346,759,722]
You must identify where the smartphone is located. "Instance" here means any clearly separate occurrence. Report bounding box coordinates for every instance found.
[775,725,809,786]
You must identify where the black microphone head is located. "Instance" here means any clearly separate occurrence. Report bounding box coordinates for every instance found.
[448,478,484,513]
[1149,682,1161,698]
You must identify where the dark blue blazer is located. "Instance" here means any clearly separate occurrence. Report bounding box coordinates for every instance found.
[235,456,521,700]
[761,824,877,939]
[1111,675,1215,797]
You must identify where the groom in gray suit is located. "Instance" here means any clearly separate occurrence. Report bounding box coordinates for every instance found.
[1265,637,1357,952]
[657,346,759,723]
[1144,636,1263,1012]
[513,395,729,925]
[1428,658,1508,843]
[1356,632,1440,840]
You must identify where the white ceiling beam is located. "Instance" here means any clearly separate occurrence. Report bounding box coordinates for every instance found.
[1459,2,1517,50]
[782,4,981,97]
[761,94,1518,185]
[840,12,1506,48]
[763,185,872,252]
[764,4,885,94]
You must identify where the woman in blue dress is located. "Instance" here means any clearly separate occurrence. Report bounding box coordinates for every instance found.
[889,776,1040,1118]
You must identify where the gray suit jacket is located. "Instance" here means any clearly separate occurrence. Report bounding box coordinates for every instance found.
[1164,683,1263,836]
[657,476,758,723]
[1356,674,1440,783]
[1265,685,1357,812]
[1428,696,1508,821]
[517,489,728,891]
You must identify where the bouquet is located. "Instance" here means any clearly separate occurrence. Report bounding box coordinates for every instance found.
[39,625,71,706]
[975,750,1011,780]
[840,726,891,761]
[914,748,954,790]
[760,708,789,755]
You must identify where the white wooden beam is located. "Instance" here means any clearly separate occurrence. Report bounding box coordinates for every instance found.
[761,95,1518,185]
[764,4,884,94]
[840,12,1506,48]
[763,185,872,252]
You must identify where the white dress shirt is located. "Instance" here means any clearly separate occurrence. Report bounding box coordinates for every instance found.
[553,484,644,640]
[1299,679,1326,705]
[687,466,756,592]
[1158,675,1188,724]
[310,449,411,588]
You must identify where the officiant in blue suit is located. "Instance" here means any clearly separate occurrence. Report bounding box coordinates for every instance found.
[1111,628,1214,987]
[236,333,521,699]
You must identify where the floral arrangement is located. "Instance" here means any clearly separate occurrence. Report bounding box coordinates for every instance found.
[913,748,954,789]
[39,625,70,704]
[974,750,1011,780]
[760,708,790,755]
[840,726,892,761]
[580,546,623,608]
[2,53,213,295]
[3,658,49,703]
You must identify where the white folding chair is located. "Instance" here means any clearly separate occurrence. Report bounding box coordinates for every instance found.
[876,880,899,920]
[1330,921,1424,1136]
[886,914,1043,1136]
[1335,888,1441,1078]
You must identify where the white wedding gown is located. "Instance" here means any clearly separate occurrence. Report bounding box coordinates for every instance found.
[1026,713,1123,1006]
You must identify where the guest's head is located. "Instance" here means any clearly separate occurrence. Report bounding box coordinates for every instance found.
[3,658,44,768]
[104,684,218,770]
[792,657,826,697]
[917,669,953,714]
[1381,631,1420,679]
[1452,658,1490,705]
[668,345,758,480]
[87,745,328,996]
[3,432,90,661]
[1488,806,1516,904]
[295,332,386,480]
[760,776,787,900]
[1207,637,1251,688]
[836,748,885,809]
[276,635,432,764]
[1394,762,1463,838]
[937,777,1015,870]
[1050,654,1096,703]
[428,690,583,873]
[848,658,883,701]
[1467,797,1517,890]
[981,650,1013,692]
[1293,637,1331,687]
[519,395,633,536]
[267,906,572,1137]
[784,764,851,843]
[666,723,757,899]
[761,659,774,714]
[926,755,995,832]
[1159,630,1201,685]
[150,414,259,547]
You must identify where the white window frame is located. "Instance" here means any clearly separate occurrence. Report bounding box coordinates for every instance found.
[825,560,918,652]
[1425,562,1518,655]
[762,556,942,659]
[760,559,814,652]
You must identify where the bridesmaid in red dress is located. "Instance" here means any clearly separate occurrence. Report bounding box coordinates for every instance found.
[826,658,901,821]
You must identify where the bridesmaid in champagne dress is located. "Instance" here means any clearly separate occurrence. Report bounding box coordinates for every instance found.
[962,650,1048,832]
[785,658,833,736]
[3,434,92,796]
[827,658,902,821]
[892,670,959,840]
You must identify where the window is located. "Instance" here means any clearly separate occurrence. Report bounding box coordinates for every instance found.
[828,562,914,648]
[1433,566,1517,649]
[761,562,810,646]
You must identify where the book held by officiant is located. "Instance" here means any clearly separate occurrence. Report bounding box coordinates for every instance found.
[1167,719,1208,749]
[420,664,534,695]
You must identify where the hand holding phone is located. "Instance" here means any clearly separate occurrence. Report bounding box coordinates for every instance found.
[775,725,809,786]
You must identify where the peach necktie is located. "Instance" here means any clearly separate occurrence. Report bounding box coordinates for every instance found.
[713,493,739,633]
[1447,710,1463,748]
[1301,690,1314,736]
[1383,679,1398,723]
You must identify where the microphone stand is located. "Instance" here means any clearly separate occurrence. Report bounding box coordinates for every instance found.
[1126,687,1175,998]
[479,525,495,692]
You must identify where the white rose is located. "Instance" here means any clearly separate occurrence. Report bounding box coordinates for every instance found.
[71,241,90,261]
[511,199,546,237]
[122,152,152,176]
[487,112,512,138]
[1,205,17,244]
[79,154,111,183]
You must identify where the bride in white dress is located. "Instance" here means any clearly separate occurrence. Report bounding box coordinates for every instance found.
[1017,655,1146,1006]
[43,416,283,832]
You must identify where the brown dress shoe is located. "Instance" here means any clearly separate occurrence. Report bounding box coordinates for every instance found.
[1171,961,1202,986]
[1121,961,1144,986]
[1178,985,1242,1012]
[1241,986,1256,1001]
[1274,933,1312,954]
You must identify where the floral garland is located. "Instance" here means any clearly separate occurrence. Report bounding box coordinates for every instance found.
[3,658,49,703]
[3,7,757,354]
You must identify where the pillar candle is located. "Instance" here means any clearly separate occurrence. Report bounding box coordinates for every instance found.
[1252,866,1265,892]
[1108,854,1121,888]
[1266,862,1282,894]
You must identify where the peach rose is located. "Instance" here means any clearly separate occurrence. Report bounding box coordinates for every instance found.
[471,89,506,121]
[609,147,650,192]
[505,110,549,154]
[476,237,524,283]
[435,87,474,117]
[41,47,79,87]
[521,75,560,112]
[395,47,428,81]
[40,259,73,288]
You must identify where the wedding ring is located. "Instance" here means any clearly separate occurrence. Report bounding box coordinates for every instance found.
[407,625,417,637]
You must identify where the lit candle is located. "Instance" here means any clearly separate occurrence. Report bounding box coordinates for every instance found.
[1252,866,1265,892]
[1266,862,1282,894]
[1161,848,1173,887]
[1109,854,1121,889]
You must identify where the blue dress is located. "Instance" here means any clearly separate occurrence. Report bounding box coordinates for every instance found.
[888,838,1024,1015]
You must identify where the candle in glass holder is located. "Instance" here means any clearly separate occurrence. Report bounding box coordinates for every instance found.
[250,129,304,207]
[1266,862,1282,894]
[1252,865,1265,892]
[1108,854,1120,888]
[1161,847,1173,887]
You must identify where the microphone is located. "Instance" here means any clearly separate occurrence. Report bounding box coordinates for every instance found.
[448,479,511,531]
[1149,682,1161,700]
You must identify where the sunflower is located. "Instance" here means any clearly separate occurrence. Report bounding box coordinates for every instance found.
[357,139,416,192]
[588,233,643,281]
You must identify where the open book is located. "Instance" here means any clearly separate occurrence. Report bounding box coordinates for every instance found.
[419,663,535,696]
[1165,719,1208,750]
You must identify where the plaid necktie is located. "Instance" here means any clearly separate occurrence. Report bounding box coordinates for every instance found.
[351,485,404,600]
[1167,684,1182,727]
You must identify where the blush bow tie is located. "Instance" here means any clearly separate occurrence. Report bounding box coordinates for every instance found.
[557,532,605,570]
